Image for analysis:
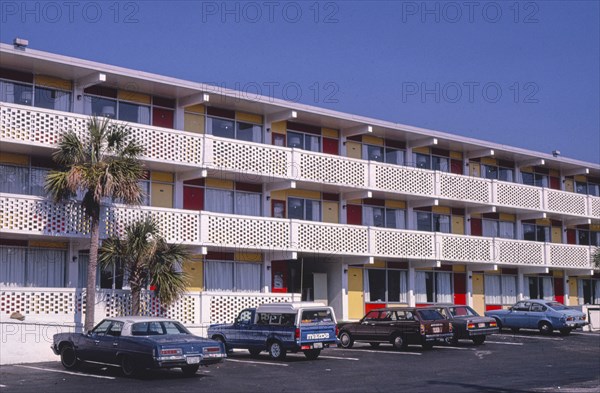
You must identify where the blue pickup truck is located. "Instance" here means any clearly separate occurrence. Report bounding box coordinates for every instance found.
[207,302,338,360]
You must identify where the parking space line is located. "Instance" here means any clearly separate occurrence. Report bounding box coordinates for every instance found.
[507,335,563,341]
[486,341,524,346]
[225,359,289,367]
[0,384,7,388]
[334,348,422,356]
[14,365,116,380]
[318,355,359,361]
[432,346,473,350]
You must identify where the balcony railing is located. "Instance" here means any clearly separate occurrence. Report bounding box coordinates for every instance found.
[2,102,599,220]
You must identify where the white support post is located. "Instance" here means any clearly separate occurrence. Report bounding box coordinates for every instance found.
[466,268,473,307]
[408,263,416,307]
[517,269,525,301]
[563,271,569,306]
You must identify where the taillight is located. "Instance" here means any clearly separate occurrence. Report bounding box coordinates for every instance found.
[449,323,453,333]
[295,328,300,340]
[490,321,497,327]
[467,323,476,330]
[566,316,574,321]
[335,325,339,337]
[582,315,586,320]
[160,348,182,356]
[420,324,425,335]
[203,347,221,353]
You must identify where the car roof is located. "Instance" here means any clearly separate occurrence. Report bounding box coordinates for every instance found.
[103,316,176,324]
[256,302,329,313]
[372,307,438,312]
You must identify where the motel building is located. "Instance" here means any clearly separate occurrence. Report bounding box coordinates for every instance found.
[0,42,599,355]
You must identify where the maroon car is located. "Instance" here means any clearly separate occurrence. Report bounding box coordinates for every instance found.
[338,307,453,350]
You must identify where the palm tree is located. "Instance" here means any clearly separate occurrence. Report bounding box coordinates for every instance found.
[99,217,189,316]
[45,116,145,330]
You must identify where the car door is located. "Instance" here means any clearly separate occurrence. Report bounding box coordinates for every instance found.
[78,319,113,361]
[95,321,124,364]
[354,311,380,341]
[231,309,254,346]
[528,303,547,329]
[504,301,531,328]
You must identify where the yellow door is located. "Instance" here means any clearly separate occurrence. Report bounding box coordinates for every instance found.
[348,267,364,320]
[452,216,465,235]
[551,227,562,243]
[322,201,339,224]
[569,278,578,306]
[472,273,485,315]
[345,141,362,159]
[151,183,174,208]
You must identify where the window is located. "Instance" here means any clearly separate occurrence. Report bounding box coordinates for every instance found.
[1,77,72,111]
[415,271,452,303]
[0,164,53,197]
[512,301,531,311]
[482,219,515,239]
[413,153,449,172]
[34,86,71,112]
[92,320,113,336]
[77,252,125,289]
[481,164,514,182]
[523,223,550,242]
[362,145,405,165]
[521,172,548,188]
[206,116,262,143]
[83,93,150,125]
[288,197,321,221]
[415,211,451,233]
[131,321,188,335]
[578,279,600,305]
[364,267,408,303]
[0,246,66,287]
[287,131,320,152]
[575,181,599,196]
[107,322,123,337]
[362,206,406,229]
[204,188,262,216]
[576,230,600,246]
[524,276,553,300]
[484,274,517,305]
[204,260,261,292]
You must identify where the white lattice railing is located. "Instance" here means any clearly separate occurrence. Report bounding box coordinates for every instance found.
[438,233,494,263]
[0,102,203,167]
[371,228,436,259]
[495,238,545,265]
[293,220,370,256]
[546,244,593,269]
[297,150,368,188]
[545,189,588,217]
[372,162,435,196]
[588,196,600,219]
[204,292,299,324]
[438,172,492,204]
[493,180,544,211]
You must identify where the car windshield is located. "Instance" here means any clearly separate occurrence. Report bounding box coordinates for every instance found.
[301,309,334,324]
[546,302,569,311]
[417,309,444,321]
[449,306,479,317]
[131,321,190,336]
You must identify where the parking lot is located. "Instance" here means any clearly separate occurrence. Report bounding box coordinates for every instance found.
[1,330,598,393]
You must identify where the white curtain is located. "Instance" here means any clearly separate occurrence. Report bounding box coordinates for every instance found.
[52,91,71,111]
[83,95,93,115]
[137,105,151,125]
[0,81,16,103]
[0,246,26,287]
[205,189,233,214]
[26,248,66,287]
[523,277,530,299]
[204,261,234,291]
[501,275,517,304]
[482,220,498,237]
[499,222,515,239]
[363,206,384,227]
[386,209,405,229]
[399,271,408,303]
[30,167,50,197]
[484,275,502,304]
[415,271,428,303]
[0,164,29,194]
[234,263,261,292]
[307,200,321,221]
[542,277,554,301]
[578,279,584,304]
[235,192,261,216]
[363,270,370,302]
[436,272,452,303]
[308,135,320,152]
[594,280,600,305]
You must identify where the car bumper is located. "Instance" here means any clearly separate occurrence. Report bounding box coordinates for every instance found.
[154,353,226,367]
[564,321,588,329]
[467,327,499,336]
[424,332,453,341]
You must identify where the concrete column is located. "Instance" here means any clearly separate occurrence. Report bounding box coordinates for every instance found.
[263,255,272,293]
[564,272,570,305]
[408,262,416,307]
[517,269,525,300]
[466,268,473,307]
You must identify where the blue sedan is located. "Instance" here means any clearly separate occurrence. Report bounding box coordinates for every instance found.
[52,316,226,377]
[485,299,588,335]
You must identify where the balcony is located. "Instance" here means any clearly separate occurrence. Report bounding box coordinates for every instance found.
[1,194,594,270]
[2,102,599,220]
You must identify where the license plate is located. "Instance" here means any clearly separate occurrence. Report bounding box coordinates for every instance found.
[313,342,323,349]
[186,356,200,364]
[478,323,486,328]
[432,327,441,333]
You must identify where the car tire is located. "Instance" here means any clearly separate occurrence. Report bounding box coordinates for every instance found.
[303,349,321,360]
[213,335,232,355]
[369,342,380,348]
[121,355,139,377]
[472,336,486,345]
[248,348,262,357]
[511,328,520,334]
[268,341,286,360]
[339,331,354,349]
[60,345,79,370]
[559,328,572,336]
[181,365,200,377]
[393,335,407,350]
[494,319,503,332]
[539,321,553,335]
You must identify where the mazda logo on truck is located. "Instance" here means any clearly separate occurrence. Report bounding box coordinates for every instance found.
[307,333,330,340]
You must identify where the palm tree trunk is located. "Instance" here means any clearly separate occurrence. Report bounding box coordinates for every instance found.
[85,216,100,331]
[131,285,141,316]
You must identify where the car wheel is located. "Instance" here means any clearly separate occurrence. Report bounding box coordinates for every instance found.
[445,335,459,345]
[60,345,79,370]
[213,335,232,355]
[369,342,380,348]
[494,319,503,332]
[121,355,139,377]
[303,349,321,360]
[539,321,553,335]
[472,336,486,345]
[421,341,434,350]
[393,335,407,350]
[181,365,200,377]
[559,328,572,336]
[248,348,262,357]
[511,328,520,334]
[268,341,286,360]
[339,331,354,349]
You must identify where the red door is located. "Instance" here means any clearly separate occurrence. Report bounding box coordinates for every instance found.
[153,108,174,129]
[346,205,362,225]
[183,186,203,210]
[323,137,339,155]
[554,277,565,304]
[453,273,466,305]
[271,260,288,293]
[471,218,482,236]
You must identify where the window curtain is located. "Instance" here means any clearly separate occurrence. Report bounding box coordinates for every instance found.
[137,105,151,125]
[205,189,233,214]
[0,164,29,194]
[235,192,261,216]
[436,272,452,303]
[363,206,384,227]
[415,271,428,303]
[482,220,498,237]
[78,253,89,288]
[399,271,408,303]
[235,263,261,292]
[594,280,600,305]
[501,275,517,304]
[307,135,320,152]
[0,246,26,286]
[83,95,93,115]
[436,215,451,233]
[523,277,530,299]
[26,248,66,287]
[362,206,375,227]
[363,270,370,302]
[386,209,405,229]
[52,91,71,112]
[577,279,584,304]
[0,81,16,103]
[307,200,321,221]
[204,260,234,291]
[484,275,502,304]
[542,277,554,301]
[30,167,50,197]
[499,222,515,239]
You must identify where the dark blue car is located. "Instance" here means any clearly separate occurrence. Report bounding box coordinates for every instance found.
[52,316,226,377]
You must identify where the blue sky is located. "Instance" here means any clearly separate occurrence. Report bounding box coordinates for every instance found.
[1,0,598,163]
